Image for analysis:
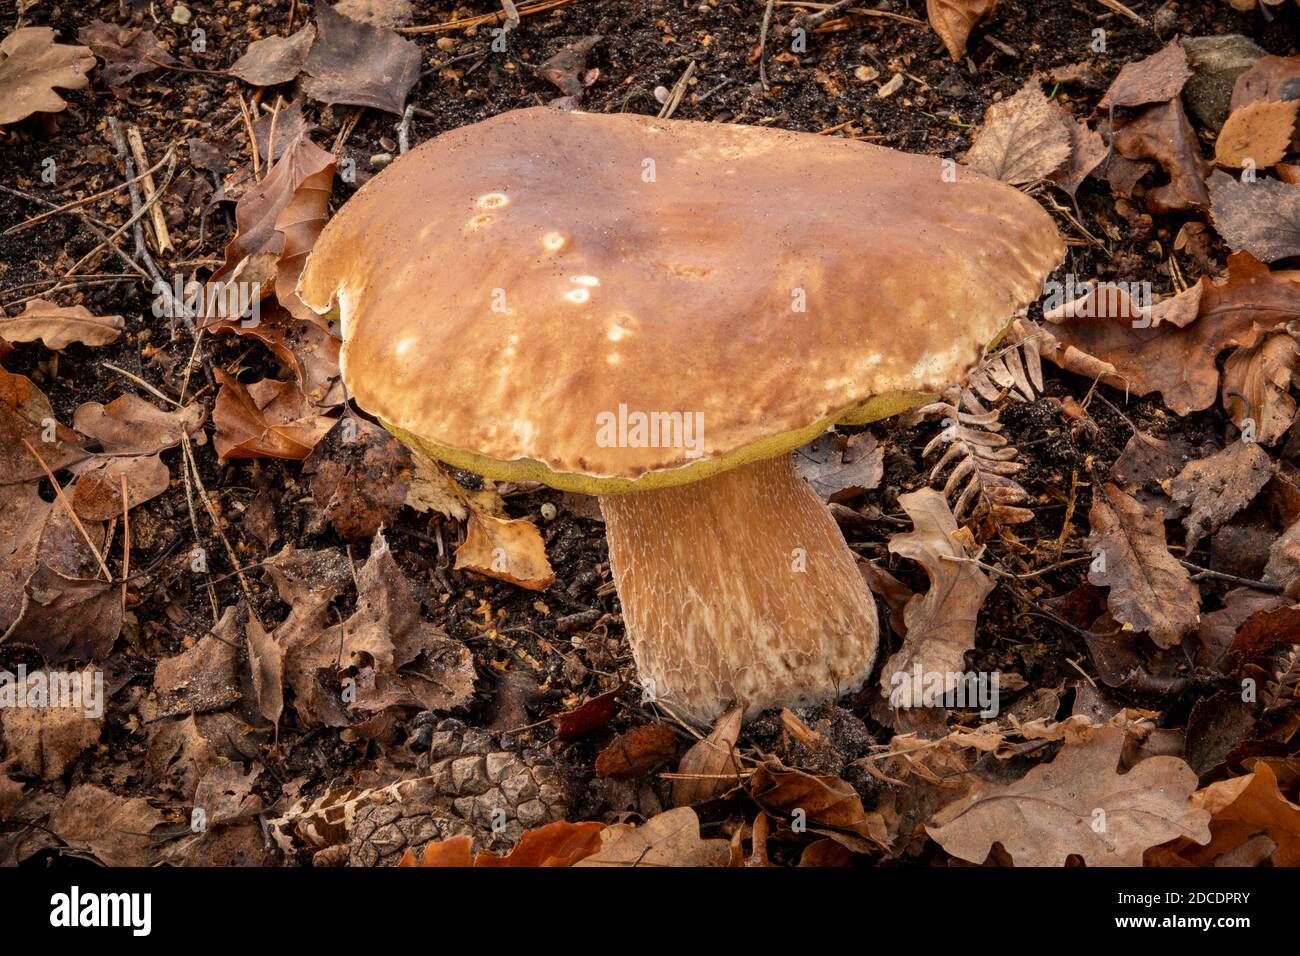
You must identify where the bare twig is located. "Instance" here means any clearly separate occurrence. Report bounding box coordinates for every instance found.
[126,126,174,254]
[758,0,776,90]
[657,60,696,120]
[22,439,113,582]
[400,0,577,34]
[1,152,172,237]
[397,103,415,154]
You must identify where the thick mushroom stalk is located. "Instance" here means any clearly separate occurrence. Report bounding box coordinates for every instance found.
[599,453,878,725]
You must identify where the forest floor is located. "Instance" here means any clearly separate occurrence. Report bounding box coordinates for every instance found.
[1,0,1299,869]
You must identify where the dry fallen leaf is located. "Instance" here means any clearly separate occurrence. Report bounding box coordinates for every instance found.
[961,79,1071,185]
[1048,103,1107,198]
[1098,40,1192,110]
[0,300,123,349]
[925,0,997,61]
[1087,482,1199,648]
[796,431,883,502]
[880,488,995,706]
[1033,252,1298,414]
[51,783,167,867]
[212,371,336,461]
[0,666,103,781]
[929,723,1210,866]
[551,685,624,740]
[595,723,678,779]
[455,510,556,592]
[1167,441,1274,550]
[1208,171,1300,263]
[540,35,602,98]
[73,394,205,454]
[1222,332,1300,445]
[2,563,122,663]
[1113,98,1212,214]
[302,4,422,115]
[335,0,416,26]
[750,760,888,850]
[0,27,95,125]
[671,705,742,807]
[1215,98,1300,168]
[228,25,316,87]
[303,417,410,540]
[1151,761,1300,866]
[575,806,731,867]
[76,20,175,87]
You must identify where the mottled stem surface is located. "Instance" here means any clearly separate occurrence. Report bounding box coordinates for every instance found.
[600,453,879,725]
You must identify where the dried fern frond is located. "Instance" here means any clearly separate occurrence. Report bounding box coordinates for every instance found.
[1263,644,1300,714]
[917,332,1049,529]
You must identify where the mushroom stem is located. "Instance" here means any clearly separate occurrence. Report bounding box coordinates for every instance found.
[599,453,879,725]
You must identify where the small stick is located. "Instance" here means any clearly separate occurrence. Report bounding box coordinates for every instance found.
[400,0,576,34]
[397,103,415,154]
[102,362,184,407]
[125,126,174,254]
[1093,0,1146,25]
[758,0,776,90]
[332,108,364,155]
[657,60,696,120]
[177,431,220,623]
[238,93,261,180]
[120,473,131,607]
[22,439,113,582]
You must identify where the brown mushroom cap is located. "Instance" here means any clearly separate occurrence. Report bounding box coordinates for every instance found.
[299,107,1063,494]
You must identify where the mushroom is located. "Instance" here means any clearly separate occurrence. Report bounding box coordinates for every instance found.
[299,107,1063,726]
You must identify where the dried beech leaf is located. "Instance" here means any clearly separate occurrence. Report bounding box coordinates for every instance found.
[925,0,997,62]
[961,79,1071,185]
[0,299,122,349]
[52,784,166,867]
[595,724,678,779]
[928,723,1210,866]
[881,489,994,704]
[796,431,883,502]
[0,27,95,125]
[750,761,888,848]
[73,394,205,454]
[1087,482,1199,648]
[1113,98,1212,214]
[0,667,103,780]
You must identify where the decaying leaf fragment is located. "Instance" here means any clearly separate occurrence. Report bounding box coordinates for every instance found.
[455,510,556,592]
[671,705,742,807]
[575,806,732,867]
[1167,441,1274,550]
[212,371,336,461]
[1086,482,1199,648]
[1208,171,1300,263]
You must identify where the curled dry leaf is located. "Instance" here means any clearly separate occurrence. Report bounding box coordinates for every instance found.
[551,685,624,740]
[76,20,175,87]
[212,371,336,461]
[574,806,731,867]
[961,79,1070,185]
[1112,98,1212,214]
[1222,333,1300,445]
[1215,98,1299,168]
[0,300,122,349]
[228,25,316,87]
[928,723,1210,866]
[302,4,422,116]
[1208,171,1300,263]
[926,0,997,62]
[880,489,995,706]
[1048,103,1107,198]
[749,760,888,850]
[1098,40,1192,110]
[671,705,742,807]
[455,510,556,592]
[0,27,95,125]
[1167,441,1274,550]
[595,723,678,779]
[1086,482,1199,648]
[1032,253,1299,414]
